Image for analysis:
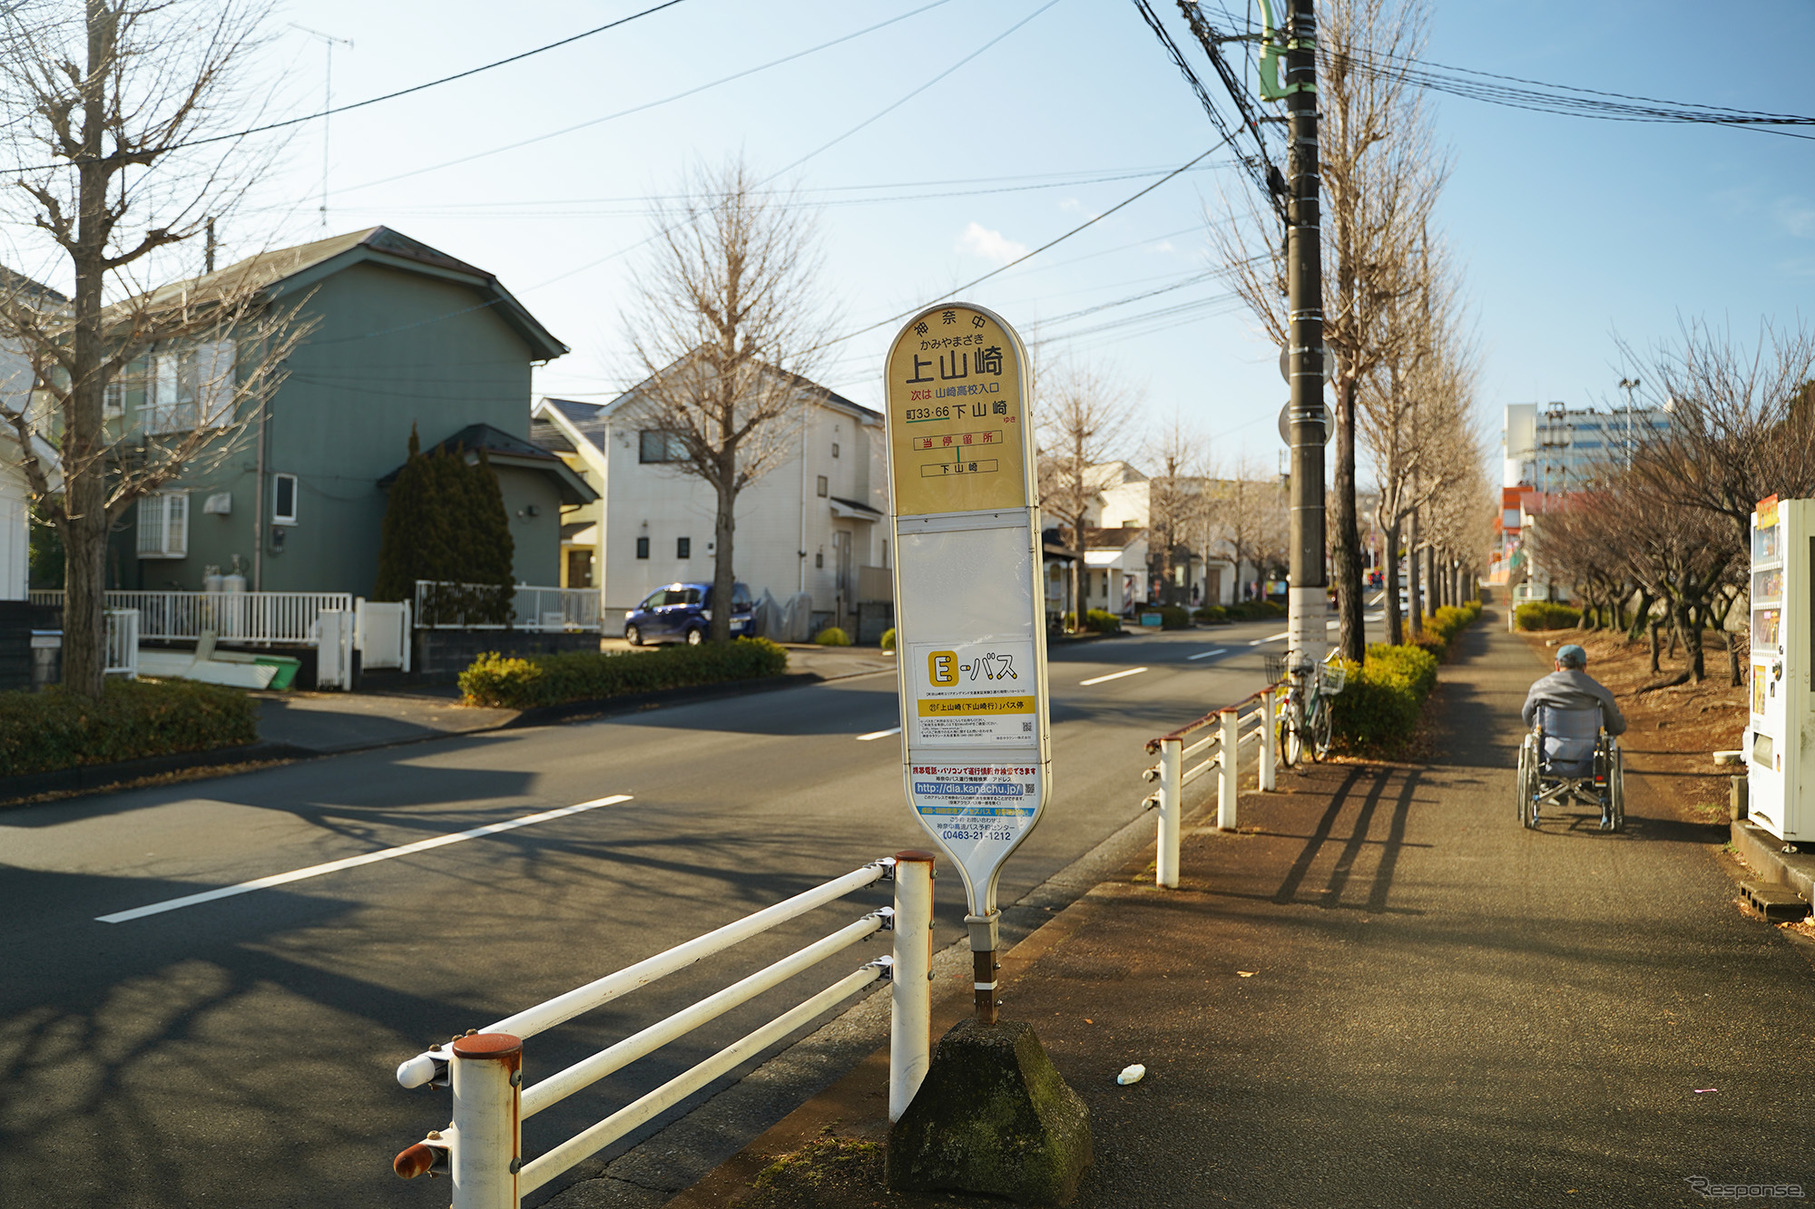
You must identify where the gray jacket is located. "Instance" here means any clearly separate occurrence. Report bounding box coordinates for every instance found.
[1521,668,1626,735]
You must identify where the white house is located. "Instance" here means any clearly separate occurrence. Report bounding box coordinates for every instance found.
[533,372,890,638]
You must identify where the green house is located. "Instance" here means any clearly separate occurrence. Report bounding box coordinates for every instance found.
[113,227,593,595]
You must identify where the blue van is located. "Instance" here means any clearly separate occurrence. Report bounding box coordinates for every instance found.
[623,582,754,646]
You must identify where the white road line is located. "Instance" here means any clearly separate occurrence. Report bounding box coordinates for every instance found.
[1186,648,1228,661]
[96,795,634,924]
[856,726,902,741]
[1248,631,1290,647]
[1080,667,1148,686]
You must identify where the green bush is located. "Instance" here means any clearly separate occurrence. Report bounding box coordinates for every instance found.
[1515,601,1581,631]
[1156,605,1192,630]
[1224,599,1287,621]
[460,638,789,709]
[880,627,896,651]
[1083,609,1122,634]
[0,678,258,778]
[1193,605,1229,624]
[1331,643,1440,755]
[814,626,852,647]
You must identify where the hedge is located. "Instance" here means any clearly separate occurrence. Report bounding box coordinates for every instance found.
[0,678,259,778]
[459,638,790,709]
[1410,600,1484,661]
[1515,601,1581,631]
[1083,609,1122,634]
[1331,643,1440,754]
[881,628,897,651]
[814,627,852,647]
[1153,605,1192,630]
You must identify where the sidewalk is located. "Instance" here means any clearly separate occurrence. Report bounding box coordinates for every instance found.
[594,612,1813,1209]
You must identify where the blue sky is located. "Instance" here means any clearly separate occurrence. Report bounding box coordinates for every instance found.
[38,0,1815,479]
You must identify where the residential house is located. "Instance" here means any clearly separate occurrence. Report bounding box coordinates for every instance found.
[0,267,69,600]
[111,227,589,596]
[532,368,889,638]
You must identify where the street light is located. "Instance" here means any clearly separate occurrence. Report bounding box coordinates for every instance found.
[1618,377,1641,468]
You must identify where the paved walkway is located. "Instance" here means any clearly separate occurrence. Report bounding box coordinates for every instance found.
[595,612,1813,1209]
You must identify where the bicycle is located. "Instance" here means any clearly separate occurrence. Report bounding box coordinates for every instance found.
[1265,649,1347,767]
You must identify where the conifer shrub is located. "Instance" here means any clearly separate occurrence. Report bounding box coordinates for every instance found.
[375,425,516,625]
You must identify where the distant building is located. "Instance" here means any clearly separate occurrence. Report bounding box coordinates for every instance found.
[1501,401,1672,493]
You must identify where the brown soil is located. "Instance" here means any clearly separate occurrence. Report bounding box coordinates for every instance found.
[1516,626,1746,825]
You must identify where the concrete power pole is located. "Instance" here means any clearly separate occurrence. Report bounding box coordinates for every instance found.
[1282,0,1328,670]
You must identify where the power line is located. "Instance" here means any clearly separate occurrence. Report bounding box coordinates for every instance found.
[3,0,693,174]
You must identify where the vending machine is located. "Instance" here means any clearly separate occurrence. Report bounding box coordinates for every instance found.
[1746,496,1814,841]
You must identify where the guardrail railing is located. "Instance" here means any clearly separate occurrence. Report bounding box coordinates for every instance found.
[1141,686,1279,889]
[30,590,353,646]
[390,853,935,1207]
[413,580,603,632]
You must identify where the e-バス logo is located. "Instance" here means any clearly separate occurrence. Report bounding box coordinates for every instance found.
[1685,1176,1806,1199]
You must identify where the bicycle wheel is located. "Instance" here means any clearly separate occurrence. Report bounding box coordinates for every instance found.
[1310,696,1333,761]
[1278,696,1303,768]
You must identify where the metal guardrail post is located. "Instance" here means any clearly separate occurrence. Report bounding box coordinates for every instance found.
[1259,689,1277,791]
[1217,707,1240,830]
[1156,736,1183,889]
[889,850,935,1122]
[450,1032,522,1209]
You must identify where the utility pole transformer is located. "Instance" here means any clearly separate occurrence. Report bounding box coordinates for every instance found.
[1279,0,1328,668]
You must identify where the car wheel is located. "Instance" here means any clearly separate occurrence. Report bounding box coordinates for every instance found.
[686,626,704,646]
[624,624,641,646]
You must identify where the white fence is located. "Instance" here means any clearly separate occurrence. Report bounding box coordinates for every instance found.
[105,609,140,678]
[30,590,354,646]
[391,854,935,1206]
[1141,687,1279,888]
[413,580,602,633]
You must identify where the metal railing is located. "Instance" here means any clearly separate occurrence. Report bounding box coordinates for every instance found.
[30,590,353,646]
[413,580,603,632]
[1141,686,1279,889]
[105,609,139,678]
[390,853,935,1207]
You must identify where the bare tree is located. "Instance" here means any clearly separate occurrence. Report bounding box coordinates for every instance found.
[1206,456,1288,599]
[1142,412,1208,606]
[1035,357,1137,628]
[0,0,304,698]
[622,155,830,644]
[1206,0,1445,661]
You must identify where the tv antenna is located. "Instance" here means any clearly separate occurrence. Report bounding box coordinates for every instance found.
[291,24,355,227]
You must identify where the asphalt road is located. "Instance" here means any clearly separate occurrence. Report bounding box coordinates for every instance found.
[0,618,1310,1209]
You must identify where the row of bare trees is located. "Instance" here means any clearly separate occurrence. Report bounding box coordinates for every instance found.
[1210,0,1493,659]
[1528,321,1815,685]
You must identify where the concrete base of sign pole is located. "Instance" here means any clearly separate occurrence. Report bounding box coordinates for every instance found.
[885,1017,1093,1205]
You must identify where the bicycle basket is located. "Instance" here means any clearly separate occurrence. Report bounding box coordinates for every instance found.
[1262,653,1289,684]
[1320,660,1348,695]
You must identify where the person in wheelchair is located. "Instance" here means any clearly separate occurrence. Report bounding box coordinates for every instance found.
[1521,644,1627,829]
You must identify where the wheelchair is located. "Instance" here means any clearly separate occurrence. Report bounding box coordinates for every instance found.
[1516,704,1624,832]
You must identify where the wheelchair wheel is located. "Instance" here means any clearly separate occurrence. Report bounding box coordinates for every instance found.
[1517,737,1539,829]
[1608,745,1625,832]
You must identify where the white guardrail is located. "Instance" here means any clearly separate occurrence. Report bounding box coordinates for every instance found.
[30,590,353,646]
[390,853,935,1207]
[413,580,603,633]
[1141,686,1280,889]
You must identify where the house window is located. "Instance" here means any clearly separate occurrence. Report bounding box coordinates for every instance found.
[816,475,828,498]
[639,430,686,463]
[635,536,649,559]
[272,473,298,526]
[815,550,824,568]
[677,537,691,559]
[142,341,235,434]
[832,442,840,459]
[103,380,125,417]
[136,491,189,559]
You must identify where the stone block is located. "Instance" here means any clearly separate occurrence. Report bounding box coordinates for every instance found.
[886,1018,1092,1205]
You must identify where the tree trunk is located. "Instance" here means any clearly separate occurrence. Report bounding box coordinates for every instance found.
[710,477,737,644]
[1724,627,1743,688]
[1384,518,1404,646]
[1673,598,1704,682]
[1333,378,1365,662]
[1626,589,1653,643]
[1649,619,1662,672]
[1406,515,1423,638]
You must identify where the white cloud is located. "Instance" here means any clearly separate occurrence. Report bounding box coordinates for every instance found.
[957,221,1029,264]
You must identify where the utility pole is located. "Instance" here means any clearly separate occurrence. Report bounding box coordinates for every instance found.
[1280,0,1327,670]
[1618,376,1641,469]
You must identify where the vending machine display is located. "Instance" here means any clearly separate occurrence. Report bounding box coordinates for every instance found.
[1746,496,1814,841]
